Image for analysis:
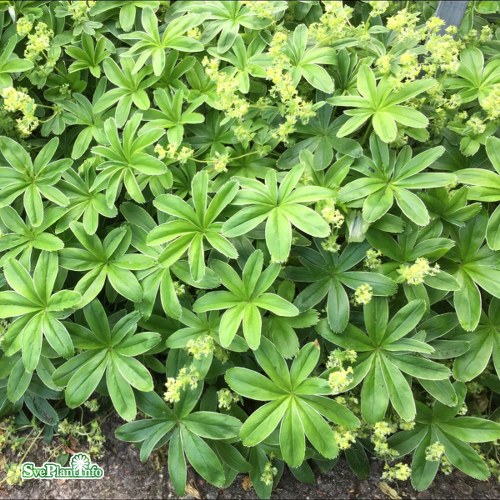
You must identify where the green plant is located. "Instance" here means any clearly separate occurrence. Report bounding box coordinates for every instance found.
[1,1,500,497]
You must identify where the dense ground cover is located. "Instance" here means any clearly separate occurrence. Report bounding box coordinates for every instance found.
[0,1,499,497]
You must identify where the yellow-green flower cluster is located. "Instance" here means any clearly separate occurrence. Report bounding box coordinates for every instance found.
[368,1,390,17]
[479,25,494,43]
[202,57,249,120]
[371,421,398,458]
[0,87,39,137]
[425,441,446,462]
[211,152,230,174]
[353,283,373,305]
[321,234,341,253]
[266,31,315,143]
[397,51,421,81]
[335,394,360,415]
[399,420,415,431]
[327,349,357,369]
[0,87,36,115]
[68,1,96,22]
[376,54,393,75]
[156,143,194,164]
[16,17,33,37]
[233,124,255,144]
[173,281,186,297]
[309,1,354,43]
[83,399,100,413]
[164,366,200,404]
[381,462,412,482]
[25,22,53,61]
[242,1,276,21]
[465,116,486,136]
[334,426,357,450]
[217,388,240,410]
[319,200,344,228]
[441,455,453,475]
[364,249,382,269]
[328,367,353,393]
[187,335,214,360]
[4,464,22,486]
[386,8,420,40]
[327,349,357,394]
[424,29,463,74]
[260,460,278,486]
[426,16,445,34]
[398,257,440,285]
[481,84,500,120]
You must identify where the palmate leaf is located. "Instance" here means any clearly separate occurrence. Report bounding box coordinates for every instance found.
[223,164,333,262]
[288,241,397,333]
[227,338,359,466]
[318,298,450,422]
[193,250,298,349]
[115,387,242,496]
[0,253,80,372]
[147,170,238,281]
[0,137,71,227]
[53,300,161,420]
[0,2,499,494]
[60,222,153,306]
[339,136,453,226]
[389,384,500,490]
[329,66,435,142]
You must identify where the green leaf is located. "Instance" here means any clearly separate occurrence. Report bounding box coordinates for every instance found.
[438,417,500,443]
[296,398,338,459]
[65,350,108,408]
[107,359,136,421]
[384,300,425,344]
[436,430,490,480]
[280,400,305,467]
[168,428,187,496]
[240,398,287,446]
[183,412,241,440]
[225,367,286,400]
[361,358,388,423]
[381,355,416,421]
[181,427,225,487]
[266,209,292,262]
[394,188,430,226]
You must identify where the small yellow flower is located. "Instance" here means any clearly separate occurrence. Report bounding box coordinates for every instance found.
[398,257,440,285]
[217,388,239,410]
[16,17,33,36]
[364,249,382,269]
[211,152,230,173]
[187,335,214,360]
[260,461,278,485]
[425,441,446,461]
[154,144,166,160]
[24,22,53,61]
[334,426,357,450]
[164,365,200,403]
[381,462,412,482]
[328,366,353,393]
[353,283,373,305]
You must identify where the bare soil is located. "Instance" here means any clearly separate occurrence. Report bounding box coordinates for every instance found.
[1,417,498,500]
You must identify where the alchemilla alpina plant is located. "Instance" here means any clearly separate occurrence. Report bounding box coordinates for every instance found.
[0,0,500,496]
